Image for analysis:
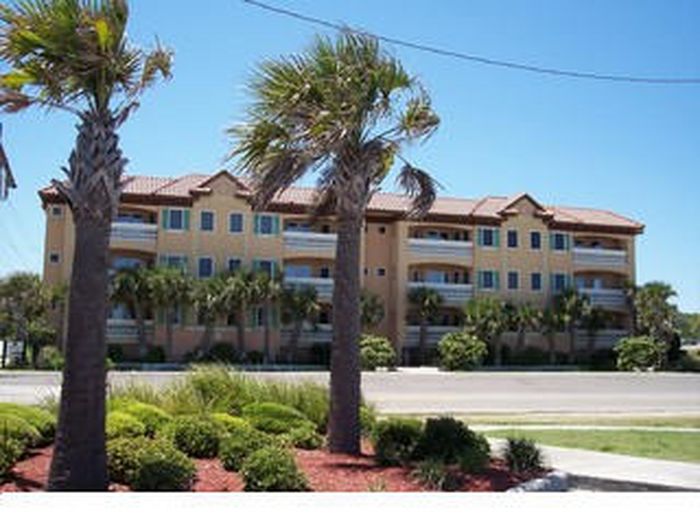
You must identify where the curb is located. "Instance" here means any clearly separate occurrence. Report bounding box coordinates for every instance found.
[507,470,569,492]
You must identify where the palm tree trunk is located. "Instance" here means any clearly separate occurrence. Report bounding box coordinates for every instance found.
[200,321,214,356]
[49,111,123,491]
[263,300,272,364]
[418,317,428,367]
[236,307,246,360]
[165,308,175,359]
[135,306,147,359]
[49,218,110,490]
[289,320,302,365]
[329,211,362,455]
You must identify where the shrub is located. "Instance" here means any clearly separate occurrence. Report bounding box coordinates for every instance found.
[360,405,378,437]
[38,346,64,370]
[106,412,147,440]
[371,418,423,466]
[310,343,331,368]
[201,342,238,364]
[413,417,490,467]
[506,347,550,366]
[242,402,311,435]
[211,413,252,436]
[412,459,463,491]
[247,351,264,364]
[458,434,491,474]
[1,435,23,480]
[503,437,544,474]
[119,402,172,437]
[282,421,324,450]
[219,427,279,472]
[160,415,220,458]
[106,436,152,484]
[0,413,41,448]
[240,446,309,492]
[614,336,666,371]
[438,332,487,371]
[0,403,56,443]
[107,345,124,363]
[144,346,166,364]
[360,334,397,371]
[130,441,196,491]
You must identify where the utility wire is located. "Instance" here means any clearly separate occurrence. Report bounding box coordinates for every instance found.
[243,0,700,85]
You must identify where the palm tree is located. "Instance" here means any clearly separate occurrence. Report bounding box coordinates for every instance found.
[407,287,443,366]
[634,281,679,347]
[110,267,152,358]
[361,289,385,330]
[148,267,191,359]
[0,0,172,489]
[191,276,226,358]
[510,303,541,355]
[540,307,562,365]
[280,286,320,363]
[220,270,253,359]
[463,296,509,366]
[554,288,591,363]
[229,34,440,454]
[581,307,609,356]
[253,272,282,364]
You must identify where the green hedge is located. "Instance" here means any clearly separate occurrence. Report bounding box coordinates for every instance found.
[240,446,309,492]
[242,402,312,435]
[106,412,147,440]
[437,332,487,371]
[160,416,220,458]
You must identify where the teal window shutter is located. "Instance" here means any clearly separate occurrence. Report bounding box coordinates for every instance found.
[549,233,555,250]
[158,255,167,267]
[156,309,165,325]
[161,209,170,229]
[550,273,555,291]
[270,307,279,329]
[252,259,260,273]
[494,271,500,290]
[272,260,279,279]
[254,215,261,235]
[566,274,572,289]
[183,209,190,230]
[273,216,280,235]
[181,256,189,273]
[564,234,571,251]
[477,229,483,247]
[477,271,483,289]
[493,229,500,248]
[247,308,256,328]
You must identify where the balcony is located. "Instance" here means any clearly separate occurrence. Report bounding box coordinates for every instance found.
[106,319,154,344]
[110,222,158,251]
[281,324,333,347]
[283,276,334,301]
[407,238,473,260]
[404,326,459,348]
[575,329,629,350]
[573,247,627,268]
[578,288,627,309]
[407,281,474,306]
[283,231,337,253]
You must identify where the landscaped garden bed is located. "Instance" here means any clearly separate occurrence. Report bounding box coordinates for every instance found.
[1,366,544,492]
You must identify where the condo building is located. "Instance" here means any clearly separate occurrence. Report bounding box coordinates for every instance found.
[39,170,644,363]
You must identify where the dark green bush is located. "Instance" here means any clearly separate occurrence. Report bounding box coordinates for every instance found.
[412,459,463,491]
[413,417,490,467]
[614,336,665,371]
[106,412,147,440]
[130,441,196,491]
[438,332,487,371]
[0,403,56,443]
[211,413,252,436]
[1,435,23,480]
[240,446,309,492]
[242,402,311,435]
[503,437,544,473]
[360,405,378,437]
[107,345,124,363]
[458,434,491,474]
[282,421,324,450]
[219,427,278,472]
[371,418,423,466]
[506,347,550,366]
[106,436,152,484]
[160,415,220,458]
[0,413,41,448]
[360,334,397,371]
[247,351,264,365]
[310,343,331,368]
[144,346,166,364]
[201,342,238,363]
[120,402,172,437]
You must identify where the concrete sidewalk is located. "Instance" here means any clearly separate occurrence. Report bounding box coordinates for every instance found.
[490,438,700,491]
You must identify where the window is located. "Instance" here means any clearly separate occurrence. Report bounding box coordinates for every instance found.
[319,267,331,279]
[285,265,311,278]
[321,224,331,234]
[198,257,214,278]
[228,258,241,273]
[254,259,275,277]
[200,211,214,232]
[51,206,62,217]
[551,273,569,292]
[378,226,386,234]
[478,228,500,248]
[550,232,570,251]
[255,214,279,236]
[160,254,187,271]
[229,213,243,233]
[530,231,542,250]
[163,208,188,231]
[49,252,60,264]
[531,273,542,291]
[508,271,519,290]
[364,267,368,276]
[507,230,518,248]
[425,270,446,283]
[377,268,386,277]
[478,270,499,290]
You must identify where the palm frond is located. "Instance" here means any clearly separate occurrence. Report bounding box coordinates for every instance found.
[397,163,440,218]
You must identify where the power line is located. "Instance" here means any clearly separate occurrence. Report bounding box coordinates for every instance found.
[243,0,700,85]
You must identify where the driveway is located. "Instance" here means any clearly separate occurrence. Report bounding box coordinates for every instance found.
[1,370,699,415]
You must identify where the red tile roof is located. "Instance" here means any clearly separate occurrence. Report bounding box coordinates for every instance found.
[39,172,644,233]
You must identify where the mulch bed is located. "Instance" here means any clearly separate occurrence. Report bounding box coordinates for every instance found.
[1,445,533,492]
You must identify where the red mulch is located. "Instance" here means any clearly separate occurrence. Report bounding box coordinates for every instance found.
[1,445,533,493]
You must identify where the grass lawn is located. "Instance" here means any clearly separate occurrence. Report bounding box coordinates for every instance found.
[485,429,700,463]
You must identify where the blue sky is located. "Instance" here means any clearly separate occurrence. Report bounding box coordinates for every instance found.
[0,0,698,311]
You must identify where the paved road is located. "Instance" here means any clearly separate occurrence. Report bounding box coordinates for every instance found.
[1,370,699,415]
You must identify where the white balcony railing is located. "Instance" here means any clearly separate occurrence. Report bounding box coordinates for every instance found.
[573,247,627,268]
[281,324,333,347]
[283,231,337,252]
[408,238,473,260]
[575,329,629,350]
[578,288,627,308]
[283,276,334,301]
[111,222,158,243]
[407,281,474,306]
[106,319,154,344]
[404,326,459,348]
